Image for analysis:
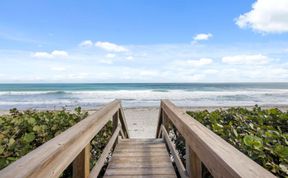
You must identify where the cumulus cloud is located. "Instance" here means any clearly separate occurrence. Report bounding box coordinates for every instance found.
[32,50,68,58]
[32,52,53,58]
[193,33,213,41]
[126,56,134,60]
[79,40,93,47]
[105,53,116,58]
[51,50,69,58]
[236,0,288,33]
[172,58,213,68]
[222,54,268,65]
[95,41,128,52]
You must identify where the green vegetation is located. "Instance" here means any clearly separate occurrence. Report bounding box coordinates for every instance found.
[0,107,113,176]
[187,106,288,177]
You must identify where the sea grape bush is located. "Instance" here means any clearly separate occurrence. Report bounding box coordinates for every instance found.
[187,106,288,177]
[0,107,113,174]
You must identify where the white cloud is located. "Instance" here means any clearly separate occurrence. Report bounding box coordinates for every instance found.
[79,40,93,47]
[193,33,213,41]
[32,50,68,58]
[172,58,213,68]
[105,53,116,58]
[126,56,134,60]
[236,0,288,33]
[2,42,288,82]
[222,54,268,65]
[95,41,128,52]
[51,50,68,58]
[32,52,53,58]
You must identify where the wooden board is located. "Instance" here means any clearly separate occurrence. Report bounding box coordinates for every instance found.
[0,100,123,178]
[103,139,177,178]
[158,99,276,178]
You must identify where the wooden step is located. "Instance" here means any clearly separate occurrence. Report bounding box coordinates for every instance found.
[103,138,177,178]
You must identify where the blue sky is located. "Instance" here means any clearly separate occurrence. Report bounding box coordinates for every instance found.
[0,0,288,82]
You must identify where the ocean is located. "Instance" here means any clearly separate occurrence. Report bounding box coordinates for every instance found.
[0,83,288,110]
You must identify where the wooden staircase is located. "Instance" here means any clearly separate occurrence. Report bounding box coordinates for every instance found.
[104,139,177,178]
[0,100,276,178]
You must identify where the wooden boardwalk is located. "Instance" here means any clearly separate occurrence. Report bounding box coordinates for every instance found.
[0,100,276,178]
[104,139,177,178]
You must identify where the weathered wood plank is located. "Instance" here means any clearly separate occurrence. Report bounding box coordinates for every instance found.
[88,126,121,178]
[104,138,177,178]
[160,99,275,178]
[117,142,164,146]
[119,106,130,138]
[156,108,163,138]
[110,155,171,162]
[120,138,163,143]
[186,143,202,178]
[116,144,166,149]
[108,162,174,168]
[105,167,176,176]
[113,149,166,154]
[161,125,188,178]
[0,100,124,178]
[104,175,177,178]
[112,151,169,157]
[73,144,90,178]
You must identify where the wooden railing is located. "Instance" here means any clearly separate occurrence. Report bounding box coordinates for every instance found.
[0,100,129,178]
[156,99,276,178]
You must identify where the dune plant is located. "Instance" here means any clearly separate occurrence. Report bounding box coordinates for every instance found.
[187,106,288,177]
[0,107,113,177]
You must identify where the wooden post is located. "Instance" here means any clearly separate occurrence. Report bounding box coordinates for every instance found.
[162,110,169,131]
[186,143,202,178]
[73,144,90,178]
[113,111,119,132]
[112,111,119,148]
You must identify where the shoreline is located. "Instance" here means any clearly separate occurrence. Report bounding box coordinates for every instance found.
[1,103,287,113]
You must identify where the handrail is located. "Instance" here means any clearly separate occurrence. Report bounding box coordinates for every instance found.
[161,125,188,178]
[89,125,121,178]
[156,99,276,178]
[0,99,129,178]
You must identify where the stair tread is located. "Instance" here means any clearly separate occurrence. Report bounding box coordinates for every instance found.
[103,138,176,178]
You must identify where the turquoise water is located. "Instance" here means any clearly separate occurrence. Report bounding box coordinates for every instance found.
[0,83,287,109]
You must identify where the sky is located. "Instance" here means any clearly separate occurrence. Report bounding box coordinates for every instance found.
[0,0,288,83]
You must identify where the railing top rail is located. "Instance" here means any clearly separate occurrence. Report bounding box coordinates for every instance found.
[0,99,127,178]
[158,99,275,178]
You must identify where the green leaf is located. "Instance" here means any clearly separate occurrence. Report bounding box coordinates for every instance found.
[279,163,288,174]
[27,117,36,124]
[7,157,17,161]
[0,146,4,154]
[243,135,263,150]
[232,127,238,137]
[22,133,35,143]
[268,108,280,115]
[33,125,41,132]
[0,133,5,140]
[8,138,15,146]
[274,145,288,159]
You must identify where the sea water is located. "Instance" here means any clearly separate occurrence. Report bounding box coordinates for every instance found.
[0,83,287,109]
